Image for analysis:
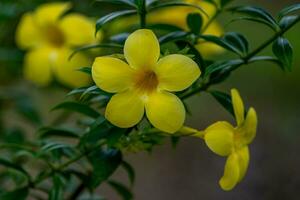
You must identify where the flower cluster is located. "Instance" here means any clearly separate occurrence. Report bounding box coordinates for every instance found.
[16,2,101,87]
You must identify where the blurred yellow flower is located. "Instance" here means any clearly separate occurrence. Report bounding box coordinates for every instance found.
[202,89,257,190]
[92,29,201,133]
[16,2,101,87]
[147,0,224,57]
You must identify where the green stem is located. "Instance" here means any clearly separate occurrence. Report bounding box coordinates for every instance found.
[182,16,300,100]
[201,8,221,33]
[32,142,103,186]
[138,0,147,28]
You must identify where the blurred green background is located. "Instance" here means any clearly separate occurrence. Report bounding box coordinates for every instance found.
[1,0,300,199]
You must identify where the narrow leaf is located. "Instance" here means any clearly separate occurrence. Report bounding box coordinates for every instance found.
[108,180,133,200]
[96,10,137,33]
[52,102,101,118]
[210,91,234,116]
[272,37,293,71]
[278,3,300,19]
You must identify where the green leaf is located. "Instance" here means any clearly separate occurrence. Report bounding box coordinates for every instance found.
[278,3,300,19]
[40,142,73,154]
[96,10,137,33]
[248,56,284,70]
[80,116,110,145]
[230,6,279,31]
[219,0,233,7]
[110,33,130,44]
[52,102,101,118]
[77,67,91,75]
[228,17,278,31]
[0,158,29,178]
[147,23,184,32]
[148,1,208,17]
[108,180,133,200]
[200,33,248,56]
[67,86,91,96]
[39,127,80,139]
[223,32,249,55]
[210,91,234,116]
[121,161,135,186]
[159,31,189,44]
[88,149,122,188]
[187,13,203,34]
[272,37,293,71]
[70,43,123,59]
[204,59,243,76]
[15,96,42,126]
[94,0,137,8]
[0,187,28,200]
[49,174,65,200]
[171,136,181,149]
[279,15,300,30]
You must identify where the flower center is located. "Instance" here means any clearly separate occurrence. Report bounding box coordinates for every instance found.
[45,25,65,47]
[134,70,159,93]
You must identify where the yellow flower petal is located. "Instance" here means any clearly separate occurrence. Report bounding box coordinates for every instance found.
[243,108,258,144]
[195,22,224,58]
[219,153,240,191]
[105,91,145,128]
[23,47,54,86]
[52,48,91,88]
[124,29,160,69]
[155,54,201,92]
[59,14,100,46]
[145,91,185,133]
[16,13,43,49]
[237,146,250,182]
[204,121,234,156]
[231,89,245,126]
[92,57,134,93]
[34,2,71,25]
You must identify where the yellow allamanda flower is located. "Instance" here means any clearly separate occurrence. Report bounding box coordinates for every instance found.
[92,29,201,133]
[190,89,257,190]
[16,2,101,88]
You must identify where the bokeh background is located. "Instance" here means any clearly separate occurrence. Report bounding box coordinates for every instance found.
[1,0,300,199]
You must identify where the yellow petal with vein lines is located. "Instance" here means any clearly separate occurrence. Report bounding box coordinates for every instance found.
[145,91,185,133]
[237,146,250,182]
[219,153,240,191]
[92,57,135,93]
[155,54,200,92]
[231,89,245,126]
[105,91,145,128]
[204,121,234,156]
[243,108,258,144]
[124,29,160,69]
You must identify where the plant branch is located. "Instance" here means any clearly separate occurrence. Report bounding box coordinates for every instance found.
[181,16,300,100]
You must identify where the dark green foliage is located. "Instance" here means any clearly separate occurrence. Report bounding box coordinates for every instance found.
[272,37,293,71]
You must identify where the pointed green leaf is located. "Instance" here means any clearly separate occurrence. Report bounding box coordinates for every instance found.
[278,3,300,19]
[52,102,101,118]
[272,37,293,71]
[210,91,234,116]
[187,13,203,34]
[88,149,122,188]
[108,180,133,200]
[96,10,137,33]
